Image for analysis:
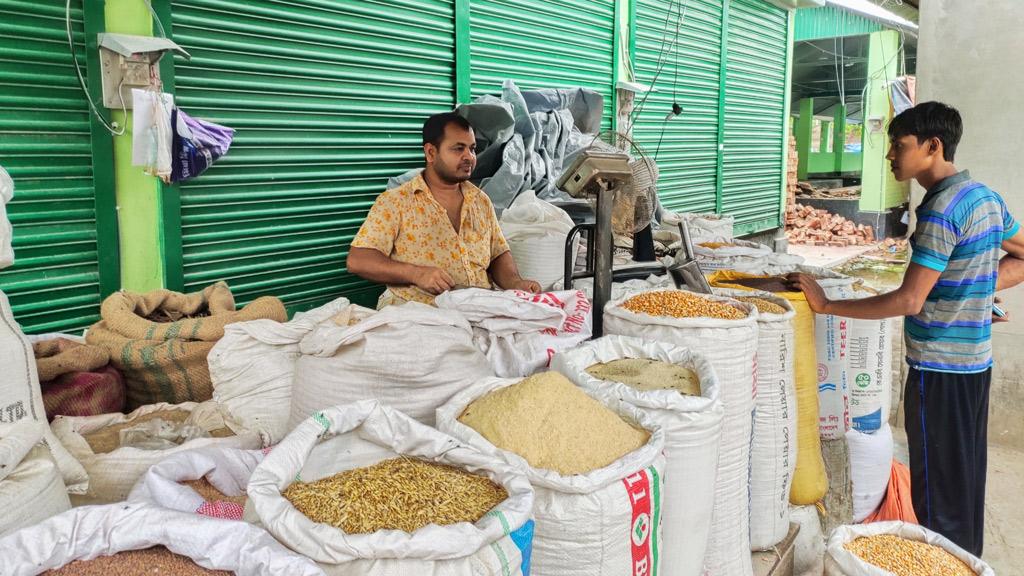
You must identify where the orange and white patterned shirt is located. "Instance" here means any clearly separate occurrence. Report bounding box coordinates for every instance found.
[351,171,510,305]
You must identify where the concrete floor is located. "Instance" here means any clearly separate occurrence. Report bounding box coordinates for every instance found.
[788,243,878,269]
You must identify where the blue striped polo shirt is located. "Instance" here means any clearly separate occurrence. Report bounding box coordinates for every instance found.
[907,170,1019,373]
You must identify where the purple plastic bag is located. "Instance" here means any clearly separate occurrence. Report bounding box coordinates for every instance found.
[171,108,235,183]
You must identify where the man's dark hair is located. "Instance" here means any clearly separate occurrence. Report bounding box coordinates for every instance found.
[887,101,963,162]
[422,112,473,147]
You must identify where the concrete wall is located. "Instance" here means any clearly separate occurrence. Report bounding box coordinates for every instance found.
[916,0,1024,448]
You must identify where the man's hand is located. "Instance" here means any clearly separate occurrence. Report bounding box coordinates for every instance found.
[787,273,830,314]
[993,296,1010,323]
[510,279,542,293]
[413,266,455,295]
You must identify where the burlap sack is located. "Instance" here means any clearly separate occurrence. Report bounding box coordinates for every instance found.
[34,339,110,383]
[86,283,287,410]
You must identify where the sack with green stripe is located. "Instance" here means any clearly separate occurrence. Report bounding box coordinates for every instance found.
[86,282,287,410]
[437,376,666,576]
[247,400,535,576]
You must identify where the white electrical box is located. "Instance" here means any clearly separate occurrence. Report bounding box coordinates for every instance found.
[97,33,189,110]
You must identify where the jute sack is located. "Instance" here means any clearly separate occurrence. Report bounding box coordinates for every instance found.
[34,338,124,420]
[714,289,798,550]
[0,502,325,576]
[0,421,71,537]
[825,521,994,576]
[86,282,287,410]
[249,400,535,576]
[0,290,88,492]
[604,290,757,576]
[551,335,723,576]
[437,376,666,576]
[51,400,262,504]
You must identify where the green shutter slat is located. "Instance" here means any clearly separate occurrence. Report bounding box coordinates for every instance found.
[794,4,881,42]
[634,0,724,213]
[0,0,104,333]
[468,0,616,130]
[171,0,456,311]
[722,0,788,235]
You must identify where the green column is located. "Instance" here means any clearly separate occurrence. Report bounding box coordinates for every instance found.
[796,98,814,180]
[860,30,908,212]
[105,0,165,291]
[832,103,847,173]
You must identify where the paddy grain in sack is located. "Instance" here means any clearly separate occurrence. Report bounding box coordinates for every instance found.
[586,358,701,396]
[283,457,507,534]
[44,546,230,575]
[181,478,247,506]
[458,371,649,475]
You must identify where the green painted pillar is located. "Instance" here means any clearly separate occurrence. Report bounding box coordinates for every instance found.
[820,120,832,154]
[860,30,908,213]
[106,0,166,291]
[796,98,814,180]
[833,103,847,173]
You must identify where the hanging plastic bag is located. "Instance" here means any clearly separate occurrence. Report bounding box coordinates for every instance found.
[170,107,235,182]
[131,89,174,183]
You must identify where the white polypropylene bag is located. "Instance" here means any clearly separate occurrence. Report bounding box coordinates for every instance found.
[694,238,773,272]
[289,302,493,429]
[791,505,825,576]
[551,335,723,576]
[209,297,365,445]
[0,501,325,576]
[249,400,535,576]
[0,421,71,537]
[0,165,14,269]
[825,521,995,576]
[437,375,666,576]
[129,446,265,521]
[51,400,262,504]
[0,290,88,493]
[435,289,592,378]
[604,289,757,576]
[662,211,735,242]
[500,191,577,290]
[715,289,798,550]
[847,424,893,523]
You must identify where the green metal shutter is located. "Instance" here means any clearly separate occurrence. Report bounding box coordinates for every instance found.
[468,0,616,129]
[721,0,788,235]
[633,0,724,213]
[0,0,115,333]
[168,0,456,311]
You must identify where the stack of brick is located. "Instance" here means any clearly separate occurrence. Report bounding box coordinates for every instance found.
[785,203,875,246]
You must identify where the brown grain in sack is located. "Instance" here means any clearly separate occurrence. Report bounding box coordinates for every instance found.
[44,546,231,575]
[181,478,247,506]
[83,409,234,454]
[586,358,701,396]
[86,282,287,410]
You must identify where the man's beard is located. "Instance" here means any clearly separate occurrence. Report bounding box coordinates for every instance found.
[435,161,474,184]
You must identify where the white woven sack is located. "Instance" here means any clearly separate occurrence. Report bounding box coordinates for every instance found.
[847,424,893,523]
[500,190,577,290]
[0,421,71,537]
[0,501,324,576]
[0,290,87,492]
[0,165,13,269]
[604,289,758,576]
[51,400,262,504]
[791,505,825,576]
[435,288,593,378]
[289,302,493,429]
[551,335,723,576]
[825,521,994,576]
[129,446,265,521]
[437,376,666,576]
[209,297,368,445]
[715,289,799,550]
[694,238,773,272]
[249,400,535,576]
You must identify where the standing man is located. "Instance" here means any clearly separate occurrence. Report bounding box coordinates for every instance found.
[789,102,1024,556]
[347,112,540,308]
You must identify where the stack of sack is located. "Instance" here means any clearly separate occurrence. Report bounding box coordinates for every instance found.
[32,337,125,420]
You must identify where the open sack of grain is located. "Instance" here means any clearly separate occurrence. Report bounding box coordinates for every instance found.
[825,521,993,576]
[289,302,493,429]
[551,335,722,576]
[248,400,534,576]
[129,446,264,521]
[209,297,372,445]
[0,290,88,493]
[0,421,71,537]
[603,289,757,576]
[85,282,287,410]
[52,400,261,504]
[435,288,592,378]
[437,372,665,576]
[714,289,799,550]
[0,501,324,576]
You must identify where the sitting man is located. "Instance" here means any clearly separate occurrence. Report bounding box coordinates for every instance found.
[347,112,541,308]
